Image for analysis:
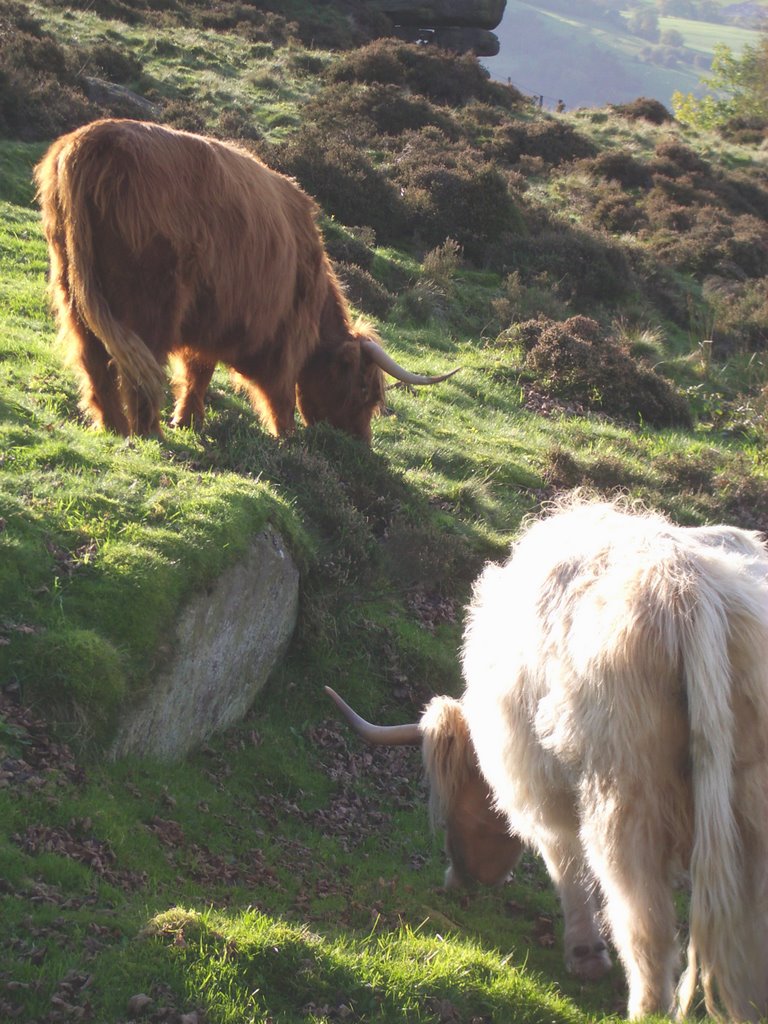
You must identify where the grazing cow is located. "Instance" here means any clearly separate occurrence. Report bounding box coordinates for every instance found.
[35,119,455,438]
[326,498,768,1021]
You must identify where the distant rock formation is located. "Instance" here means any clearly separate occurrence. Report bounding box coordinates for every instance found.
[367,0,506,56]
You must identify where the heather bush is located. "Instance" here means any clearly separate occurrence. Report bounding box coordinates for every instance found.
[326,39,524,109]
[274,128,405,241]
[162,100,207,133]
[508,217,632,304]
[487,116,597,167]
[629,249,693,327]
[592,187,648,234]
[653,139,711,175]
[198,6,313,44]
[334,262,394,320]
[610,97,673,124]
[85,43,143,84]
[0,5,98,139]
[303,82,456,140]
[710,171,768,220]
[215,107,263,142]
[392,128,519,261]
[649,203,768,280]
[586,150,653,189]
[54,0,145,23]
[704,277,768,350]
[515,316,691,427]
[323,225,376,272]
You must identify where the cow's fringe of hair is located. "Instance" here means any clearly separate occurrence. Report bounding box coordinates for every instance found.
[420,695,477,830]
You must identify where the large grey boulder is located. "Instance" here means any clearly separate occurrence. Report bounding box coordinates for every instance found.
[371,0,506,30]
[110,528,299,761]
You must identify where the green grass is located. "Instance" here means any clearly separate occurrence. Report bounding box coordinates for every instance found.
[3,141,764,1019]
[26,0,329,142]
[2,9,768,1020]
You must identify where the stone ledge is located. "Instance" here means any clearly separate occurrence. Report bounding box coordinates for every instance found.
[110,528,299,761]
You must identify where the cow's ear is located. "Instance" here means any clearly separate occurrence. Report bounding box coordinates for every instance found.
[336,340,360,374]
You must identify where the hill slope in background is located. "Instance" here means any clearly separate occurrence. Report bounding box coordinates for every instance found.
[486,0,764,110]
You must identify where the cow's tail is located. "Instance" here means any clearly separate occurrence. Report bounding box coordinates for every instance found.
[677,575,768,1021]
[39,141,166,415]
[420,696,476,831]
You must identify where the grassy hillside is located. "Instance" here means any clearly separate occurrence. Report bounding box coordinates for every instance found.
[2,1,768,1021]
[488,0,764,109]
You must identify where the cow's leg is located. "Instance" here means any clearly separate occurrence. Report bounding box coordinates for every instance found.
[64,318,130,435]
[538,836,612,982]
[170,351,216,428]
[580,799,678,1019]
[229,358,297,437]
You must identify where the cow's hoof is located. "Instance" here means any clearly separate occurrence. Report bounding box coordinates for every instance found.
[566,941,612,981]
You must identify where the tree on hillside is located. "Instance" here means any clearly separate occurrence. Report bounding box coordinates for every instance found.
[673,32,768,128]
[628,9,660,41]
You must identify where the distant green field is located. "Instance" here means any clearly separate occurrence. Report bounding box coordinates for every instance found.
[660,15,762,54]
[488,0,763,109]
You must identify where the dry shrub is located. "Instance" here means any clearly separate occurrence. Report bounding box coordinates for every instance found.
[327,38,524,109]
[509,216,632,304]
[334,262,394,320]
[649,202,768,279]
[517,315,691,428]
[592,187,647,234]
[393,129,518,261]
[274,128,405,241]
[653,139,711,176]
[586,150,653,189]
[303,82,456,140]
[610,97,673,124]
[422,238,462,288]
[85,43,143,83]
[198,6,297,40]
[487,116,597,167]
[323,226,376,272]
[492,270,569,327]
[0,5,96,139]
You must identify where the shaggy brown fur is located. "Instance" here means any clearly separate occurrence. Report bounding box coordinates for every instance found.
[34,118,387,438]
[420,695,523,889]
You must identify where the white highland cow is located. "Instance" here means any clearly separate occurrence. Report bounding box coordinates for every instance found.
[328,498,768,1021]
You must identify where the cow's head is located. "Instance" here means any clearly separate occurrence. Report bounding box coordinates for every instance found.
[324,687,523,887]
[297,319,458,443]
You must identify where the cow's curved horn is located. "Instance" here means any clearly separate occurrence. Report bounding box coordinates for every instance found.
[324,686,422,746]
[360,338,460,386]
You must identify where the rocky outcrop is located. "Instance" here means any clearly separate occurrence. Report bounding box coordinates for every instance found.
[82,77,162,120]
[394,25,500,55]
[369,0,505,55]
[110,528,299,761]
[375,0,505,29]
